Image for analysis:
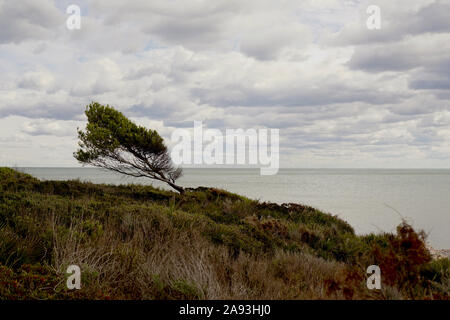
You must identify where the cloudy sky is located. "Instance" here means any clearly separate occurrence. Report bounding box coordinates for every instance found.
[1,0,449,168]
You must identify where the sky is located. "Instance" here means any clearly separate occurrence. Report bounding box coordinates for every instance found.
[0,0,450,168]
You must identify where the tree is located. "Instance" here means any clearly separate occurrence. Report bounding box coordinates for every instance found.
[74,102,184,194]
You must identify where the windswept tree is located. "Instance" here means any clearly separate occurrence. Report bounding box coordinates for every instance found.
[74,102,184,193]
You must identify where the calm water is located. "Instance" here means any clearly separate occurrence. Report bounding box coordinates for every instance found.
[19,167,450,249]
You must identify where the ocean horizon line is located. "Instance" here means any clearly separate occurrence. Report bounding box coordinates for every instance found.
[10,166,450,170]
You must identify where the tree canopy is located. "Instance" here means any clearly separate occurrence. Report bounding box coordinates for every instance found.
[74,102,184,193]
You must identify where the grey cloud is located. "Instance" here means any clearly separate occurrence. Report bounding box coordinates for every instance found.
[192,83,404,108]
[93,0,239,50]
[0,0,63,44]
[348,48,419,72]
[90,0,308,60]
[21,119,80,137]
[348,38,450,74]
[388,102,442,116]
[409,77,450,90]
[163,120,194,128]
[435,91,450,100]
[128,102,179,120]
[148,16,229,50]
[69,81,116,97]
[17,71,55,91]
[334,1,450,46]
[408,59,450,92]
[408,1,450,35]
[0,101,85,120]
[347,32,450,100]
[409,127,443,144]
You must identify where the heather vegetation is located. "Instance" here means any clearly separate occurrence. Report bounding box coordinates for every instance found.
[0,167,448,300]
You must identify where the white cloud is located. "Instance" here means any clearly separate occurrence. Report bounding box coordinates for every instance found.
[0,0,449,167]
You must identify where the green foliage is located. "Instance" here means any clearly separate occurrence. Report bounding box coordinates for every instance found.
[170,280,204,299]
[75,102,166,163]
[421,258,450,283]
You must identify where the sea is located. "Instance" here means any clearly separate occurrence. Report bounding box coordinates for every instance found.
[18,167,450,249]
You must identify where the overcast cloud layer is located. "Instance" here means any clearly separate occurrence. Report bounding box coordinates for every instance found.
[0,0,449,167]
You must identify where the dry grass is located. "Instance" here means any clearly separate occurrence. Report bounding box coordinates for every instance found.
[49,212,347,299]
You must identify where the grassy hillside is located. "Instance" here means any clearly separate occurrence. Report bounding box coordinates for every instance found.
[0,167,448,300]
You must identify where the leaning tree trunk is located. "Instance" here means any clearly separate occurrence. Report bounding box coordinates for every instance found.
[166,181,185,194]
